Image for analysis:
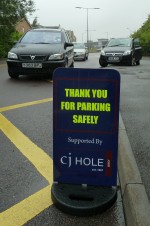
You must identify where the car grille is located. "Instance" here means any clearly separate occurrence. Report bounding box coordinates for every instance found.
[105,52,123,57]
[19,55,47,61]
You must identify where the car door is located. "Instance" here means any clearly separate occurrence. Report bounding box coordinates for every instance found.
[63,31,74,66]
[133,38,142,61]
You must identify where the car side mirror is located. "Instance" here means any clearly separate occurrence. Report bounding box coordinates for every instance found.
[133,38,140,47]
[64,42,73,49]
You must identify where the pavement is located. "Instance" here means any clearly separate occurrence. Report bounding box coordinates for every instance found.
[118,114,150,226]
[0,59,6,63]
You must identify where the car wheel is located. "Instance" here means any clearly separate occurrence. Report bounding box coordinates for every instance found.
[8,71,19,79]
[83,55,86,61]
[70,60,74,68]
[136,60,140,65]
[128,56,135,66]
[99,59,108,67]
[64,59,68,68]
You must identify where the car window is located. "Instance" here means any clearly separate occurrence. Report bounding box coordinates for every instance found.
[107,38,132,47]
[73,43,85,49]
[20,30,62,44]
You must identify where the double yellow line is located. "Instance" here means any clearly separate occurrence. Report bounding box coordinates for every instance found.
[0,98,53,226]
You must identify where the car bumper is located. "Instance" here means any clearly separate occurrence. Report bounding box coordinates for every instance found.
[74,53,85,60]
[7,59,66,76]
[100,54,132,64]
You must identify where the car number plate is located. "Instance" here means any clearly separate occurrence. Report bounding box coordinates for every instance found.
[22,63,42,68]
[108,56,119,61]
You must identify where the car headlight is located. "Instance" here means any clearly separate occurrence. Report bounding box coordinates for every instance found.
[48,54,64,60]
[100,50,105,56]
[8,52,18,59]
[123,50,132,55]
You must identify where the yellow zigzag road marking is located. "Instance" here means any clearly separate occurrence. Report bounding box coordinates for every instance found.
[0,101,53,225]
[0,186,51,226]
[0,98,53,113]
[0,114,53,184]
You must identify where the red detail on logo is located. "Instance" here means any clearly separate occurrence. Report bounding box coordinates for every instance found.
[106,151,112,176]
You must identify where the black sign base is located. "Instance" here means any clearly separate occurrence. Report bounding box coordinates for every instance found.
[51,183,117,216]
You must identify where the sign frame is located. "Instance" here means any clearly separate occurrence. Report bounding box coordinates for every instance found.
[53,68,120,186]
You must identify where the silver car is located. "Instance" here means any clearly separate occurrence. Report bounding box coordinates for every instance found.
[73,42,88,61]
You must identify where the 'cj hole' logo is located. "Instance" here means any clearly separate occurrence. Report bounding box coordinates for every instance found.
[60,153,104,171]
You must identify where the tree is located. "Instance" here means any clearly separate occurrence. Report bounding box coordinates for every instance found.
[132,15,150,55]
[0,0,35,27]
[0,0,35,57]
[32,17,39,28]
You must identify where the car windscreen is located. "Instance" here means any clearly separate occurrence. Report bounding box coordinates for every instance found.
[73,43,85,49]
[20,30,62,44]
[107,38,132,47]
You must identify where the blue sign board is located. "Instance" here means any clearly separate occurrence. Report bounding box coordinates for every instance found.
[53,68,120,186]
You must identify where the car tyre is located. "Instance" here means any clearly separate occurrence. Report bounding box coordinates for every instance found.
[128,56,135,66]
[83,54,86,61]
[70,60,74,67]
[99,59,108,67]
[8,71,19,79]
[136,60,140,65]
[64,59,68,68]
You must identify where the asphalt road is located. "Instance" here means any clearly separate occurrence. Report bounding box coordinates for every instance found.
[0,58,125,226]
[76,54,150,201]
[108,57,150,202]
[0,54,149,225]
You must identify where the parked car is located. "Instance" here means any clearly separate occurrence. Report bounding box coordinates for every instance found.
[7,28,74,78]
[73,42,88,61]
[99,38,142,67]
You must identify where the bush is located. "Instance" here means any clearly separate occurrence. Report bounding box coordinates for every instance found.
[142,45,150,56]
[0,31,23,58]
[0,45,6,58]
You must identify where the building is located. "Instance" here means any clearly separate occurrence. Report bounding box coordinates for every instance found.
[16,17,32,33]
[67,30,76,42]
[97,38,108,50]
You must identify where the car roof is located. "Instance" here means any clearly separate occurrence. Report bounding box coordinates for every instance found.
[29,28,63,33]
[110,38,132,40]
[73,42,85,44]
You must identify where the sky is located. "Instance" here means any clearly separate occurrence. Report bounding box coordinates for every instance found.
[27,0,150,42]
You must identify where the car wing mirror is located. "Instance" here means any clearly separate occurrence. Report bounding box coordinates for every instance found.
[133,38,140,47]
[64,42,73,49]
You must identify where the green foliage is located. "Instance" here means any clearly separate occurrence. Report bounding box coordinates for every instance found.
[0,25,14,57]
[32,17,39,28]
[0,0,35,58]
[0,0,35,27]
[0,44,6,58]
[10,31,23,42]
[132,15,150,55]
[0,29,24,57]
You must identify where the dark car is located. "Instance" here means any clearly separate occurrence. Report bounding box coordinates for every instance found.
[99,38,142,67]
[7,28,74,78]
